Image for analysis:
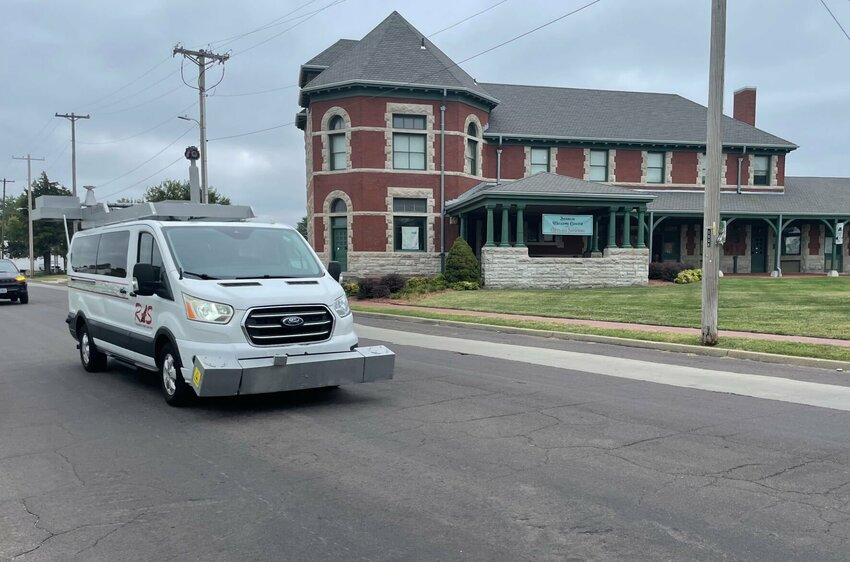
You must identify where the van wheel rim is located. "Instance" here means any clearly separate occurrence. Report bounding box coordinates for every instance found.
[162,355,177,396]
[81,333,90,365]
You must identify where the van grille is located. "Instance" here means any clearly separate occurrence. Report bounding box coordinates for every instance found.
[244,305,334,346]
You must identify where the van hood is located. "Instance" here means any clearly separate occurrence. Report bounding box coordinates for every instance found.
[176,276,344,309]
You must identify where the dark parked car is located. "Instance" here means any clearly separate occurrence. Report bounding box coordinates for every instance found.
[0,260,28,304]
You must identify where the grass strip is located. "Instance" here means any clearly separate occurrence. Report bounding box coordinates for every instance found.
[353,304,850,363]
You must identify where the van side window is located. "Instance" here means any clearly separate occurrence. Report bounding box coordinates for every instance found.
[95,231,130,278]
[138,232,163,270]
[70,235,99,273]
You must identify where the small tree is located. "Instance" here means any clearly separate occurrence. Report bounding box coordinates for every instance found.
[143,179,231,205]
[296,215,308,238]
[444,238,480,284]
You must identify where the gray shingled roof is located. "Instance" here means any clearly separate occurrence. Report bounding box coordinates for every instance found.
[647,177,850,216]
[305,39,359,67]
[447,173,654,210]
[481,83,796,149]
[301,12,496,104]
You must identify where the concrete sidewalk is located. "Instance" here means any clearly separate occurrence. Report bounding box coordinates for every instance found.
[358,300,850,348]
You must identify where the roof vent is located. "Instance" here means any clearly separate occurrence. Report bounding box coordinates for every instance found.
[420,37,426,50]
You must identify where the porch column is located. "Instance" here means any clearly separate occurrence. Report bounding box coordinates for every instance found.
[515,205,525,247]
[500,206,510,247]
[484,205,495,247]
[637,208,646,248]
[460,215,467,241]
[774,214,783,276]
[607,207,617,249]
[623,207,633,248]
[833,219,839,273]
[591,215,599,253]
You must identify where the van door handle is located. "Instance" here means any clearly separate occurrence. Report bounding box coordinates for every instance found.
[119,288,128,295]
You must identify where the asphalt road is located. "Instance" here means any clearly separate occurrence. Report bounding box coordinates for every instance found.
[2,286,850,561]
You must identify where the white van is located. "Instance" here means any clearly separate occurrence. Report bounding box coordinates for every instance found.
[65,219,393,406]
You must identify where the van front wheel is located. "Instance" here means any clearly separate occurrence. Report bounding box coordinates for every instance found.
[159,342,194,407]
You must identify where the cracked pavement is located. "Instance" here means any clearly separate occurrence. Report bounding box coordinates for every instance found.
[1,287,850,560]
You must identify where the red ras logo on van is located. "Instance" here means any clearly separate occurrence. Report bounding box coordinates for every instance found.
[135,304,153,325]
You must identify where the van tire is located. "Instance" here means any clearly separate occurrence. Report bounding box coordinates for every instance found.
[159,342,194,407]
[19,294,28,304]
[79,324,107,372]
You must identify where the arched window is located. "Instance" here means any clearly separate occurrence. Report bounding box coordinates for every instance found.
[328,116,347,170]
[466,123,478,176]
[329,116,344,130]
[330,198,347,214]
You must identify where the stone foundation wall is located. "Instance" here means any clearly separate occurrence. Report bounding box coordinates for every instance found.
[482,247,649,289]
[346,251,441,278]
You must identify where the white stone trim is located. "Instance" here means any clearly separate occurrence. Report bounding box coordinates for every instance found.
[582,148,591,180]
[323,190,353,267]
[747,154,754,186]
[319,107,352,173]
[385,187,436,253]
[640,150,648,184]
[664,151,673,184]
[384,102,436,171]
[607,149,616,182]
[550,147,558,174]
[770,155,778,187]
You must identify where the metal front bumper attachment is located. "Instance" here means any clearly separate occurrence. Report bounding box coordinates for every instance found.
[190,345,394,397]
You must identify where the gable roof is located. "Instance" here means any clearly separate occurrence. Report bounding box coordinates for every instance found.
[647,177,850,216]
[481,83,796,150]
[299,11,497,106]
[447,173,654,212]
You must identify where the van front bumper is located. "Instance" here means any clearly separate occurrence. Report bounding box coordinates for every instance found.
[188,346,395,397]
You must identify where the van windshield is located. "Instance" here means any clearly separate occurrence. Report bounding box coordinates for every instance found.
[162,226,323,280]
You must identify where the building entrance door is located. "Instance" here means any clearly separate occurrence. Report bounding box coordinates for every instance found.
[331,217,348,271]
[659,226,680,262]
[825,235,843,272]
[751,226,767,273]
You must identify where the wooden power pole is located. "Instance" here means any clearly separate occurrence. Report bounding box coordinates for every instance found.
[0,178,14,259]
[701,0,726,345]
[12,154,45,276]
[55,113,90,198]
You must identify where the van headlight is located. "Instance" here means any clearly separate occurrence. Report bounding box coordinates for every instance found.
[183,294,233,324]
[333,295,351,318]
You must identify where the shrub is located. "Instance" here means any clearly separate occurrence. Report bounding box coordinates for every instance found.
[449,281,479,291]
[649,261,689,282]
[380,273,407,294]
[674,268,703,284]
[444,238,480,284]
[398,275,447,296]
[357,278,391,299]
[342,282,359,297]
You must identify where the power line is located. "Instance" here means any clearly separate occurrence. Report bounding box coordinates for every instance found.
[231,0,346,57]
[87,69,181,113]
[820,0,850,42]
[99,155,185,200]
[98,126,194,188]
[428,0,509,37]
[79,102,198,145]
[96,84,185,117]
[210,84,297,97]
[208,0,321,48]
[79,55,174,110]
[212,0,603,142]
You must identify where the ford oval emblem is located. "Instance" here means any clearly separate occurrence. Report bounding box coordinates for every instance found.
[282,316,304,327]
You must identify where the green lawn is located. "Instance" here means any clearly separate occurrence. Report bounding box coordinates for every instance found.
[409,277,850,340]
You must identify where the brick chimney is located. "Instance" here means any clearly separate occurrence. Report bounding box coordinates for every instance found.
[733,87,756,126]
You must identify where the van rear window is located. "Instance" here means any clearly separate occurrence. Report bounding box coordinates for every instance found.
[70,231,130,278]
[70,235,99,273]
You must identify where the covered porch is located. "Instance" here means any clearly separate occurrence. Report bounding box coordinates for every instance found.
[445,173,655,288]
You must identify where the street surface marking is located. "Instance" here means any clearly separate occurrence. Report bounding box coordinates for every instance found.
[357,324,850,413]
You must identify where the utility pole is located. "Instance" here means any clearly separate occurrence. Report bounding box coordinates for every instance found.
[701,0,726,346]
[12,154,45,276]
[0,178,14,259]
[173,45,229,204]
[55,112,90,197]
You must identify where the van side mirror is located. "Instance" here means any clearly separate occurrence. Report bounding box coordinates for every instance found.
[133,263,160,296]
[327,261,342,282]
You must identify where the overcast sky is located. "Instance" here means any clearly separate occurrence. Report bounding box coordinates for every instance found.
[2,0,849,225]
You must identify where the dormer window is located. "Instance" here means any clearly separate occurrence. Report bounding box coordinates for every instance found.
[753,155,770,186]
[466,123,478,176]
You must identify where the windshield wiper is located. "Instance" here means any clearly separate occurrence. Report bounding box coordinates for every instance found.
[181,270,219,280]
[235,275,298,279]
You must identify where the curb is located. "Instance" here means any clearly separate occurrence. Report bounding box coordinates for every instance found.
[354,310,850,372]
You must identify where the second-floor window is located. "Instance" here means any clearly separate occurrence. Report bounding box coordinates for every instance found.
[589,149,608,181]
[328,116,346,171]
[647,152,664,184]
[393,114,427,170]
[530,147,550,175]
[753,155,770,185]
[466,123,478,176]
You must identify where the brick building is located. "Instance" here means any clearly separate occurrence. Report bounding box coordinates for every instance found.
[296,12,850,286]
